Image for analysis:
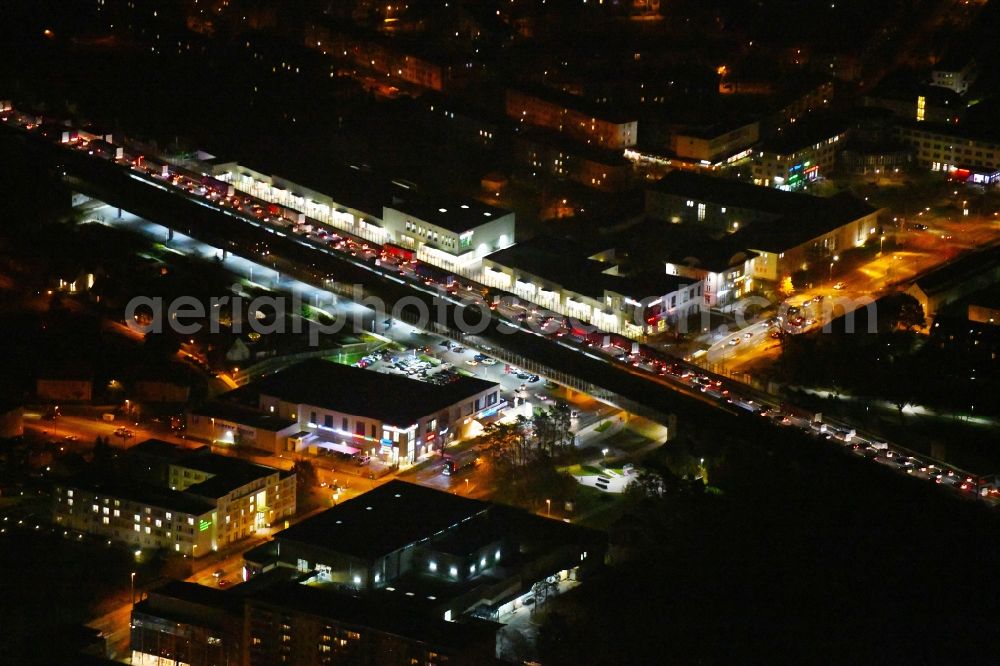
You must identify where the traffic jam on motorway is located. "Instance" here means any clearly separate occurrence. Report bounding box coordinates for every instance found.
[3,106,996,506]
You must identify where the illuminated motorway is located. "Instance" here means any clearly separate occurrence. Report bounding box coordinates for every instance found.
[5,108,1000,512]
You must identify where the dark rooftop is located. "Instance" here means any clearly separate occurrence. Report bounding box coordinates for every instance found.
[181,453,287,499]
[189,400,297,432]
[485,235,611,299]
[759,117,850,155]
[229,160,390,219]
[249,582,500,651]
[650,171,838,216]
[895,119,1000,145]
[514,126,631,165]
[729,192,878,253]
[273,480,488,560]
[386,198,512,235]
[62,469,216,516]
[507,84,637,124]
[913,246,1000,296]
[486,235,695,301]
[618,218,759,273]
[141,579,243,615]
[243,359,498,427]
[126,438,196,462]
[649,172,877,252]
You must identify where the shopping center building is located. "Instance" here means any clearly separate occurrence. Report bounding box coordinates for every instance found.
[187,359,502,466]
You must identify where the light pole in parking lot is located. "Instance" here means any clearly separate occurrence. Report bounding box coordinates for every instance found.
[130,571,136,609]
[545,498,551,517]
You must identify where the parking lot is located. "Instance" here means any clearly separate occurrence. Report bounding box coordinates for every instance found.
[352,337,611,434]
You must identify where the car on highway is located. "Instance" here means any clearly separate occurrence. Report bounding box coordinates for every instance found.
[833,281,846,290]
[464,359,479,366]
[481,357,497,366]
[217,579,231,588]
[728,337,741,346]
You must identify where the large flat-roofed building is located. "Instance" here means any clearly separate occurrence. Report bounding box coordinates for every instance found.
[53,470,218,557]
[244,480,605,626]
[129,577,499,666]
[53,441,295,556]
[670,120,760,165]
[245,582,499,666]
[211,161,393,245]
[645,171,880,283]
[168,451,297,549]
[618,219,759,308]
[189,360,501,466]
[893,121,1000,183]
[186,400,300,452]
[931,54,977,96]
[906,247,1000,318]
[506,86,638,149]
[751,119,849,190]
[480,235,702,337]
[863,82,965,124]
[210,160,517,270]
[130,580,244,666]
[382,198,515,272]
[512,127,633,191]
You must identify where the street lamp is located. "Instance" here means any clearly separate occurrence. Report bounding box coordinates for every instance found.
[829,255,839,282]
[545,499,551,517]
[130,571,136,608]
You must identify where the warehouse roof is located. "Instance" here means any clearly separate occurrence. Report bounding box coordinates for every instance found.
[274,480,489,560]
[385,198,512,235]
[247,359,498,427]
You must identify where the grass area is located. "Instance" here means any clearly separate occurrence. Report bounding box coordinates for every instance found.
[594,420,613,433]
[601,429,653,453]
[561,463,605,477]
[418,354,442,366]
[571,485,627,530]
[327,351,366,366]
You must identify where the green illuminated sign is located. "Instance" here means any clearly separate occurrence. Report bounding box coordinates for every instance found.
[199,519,212,532]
